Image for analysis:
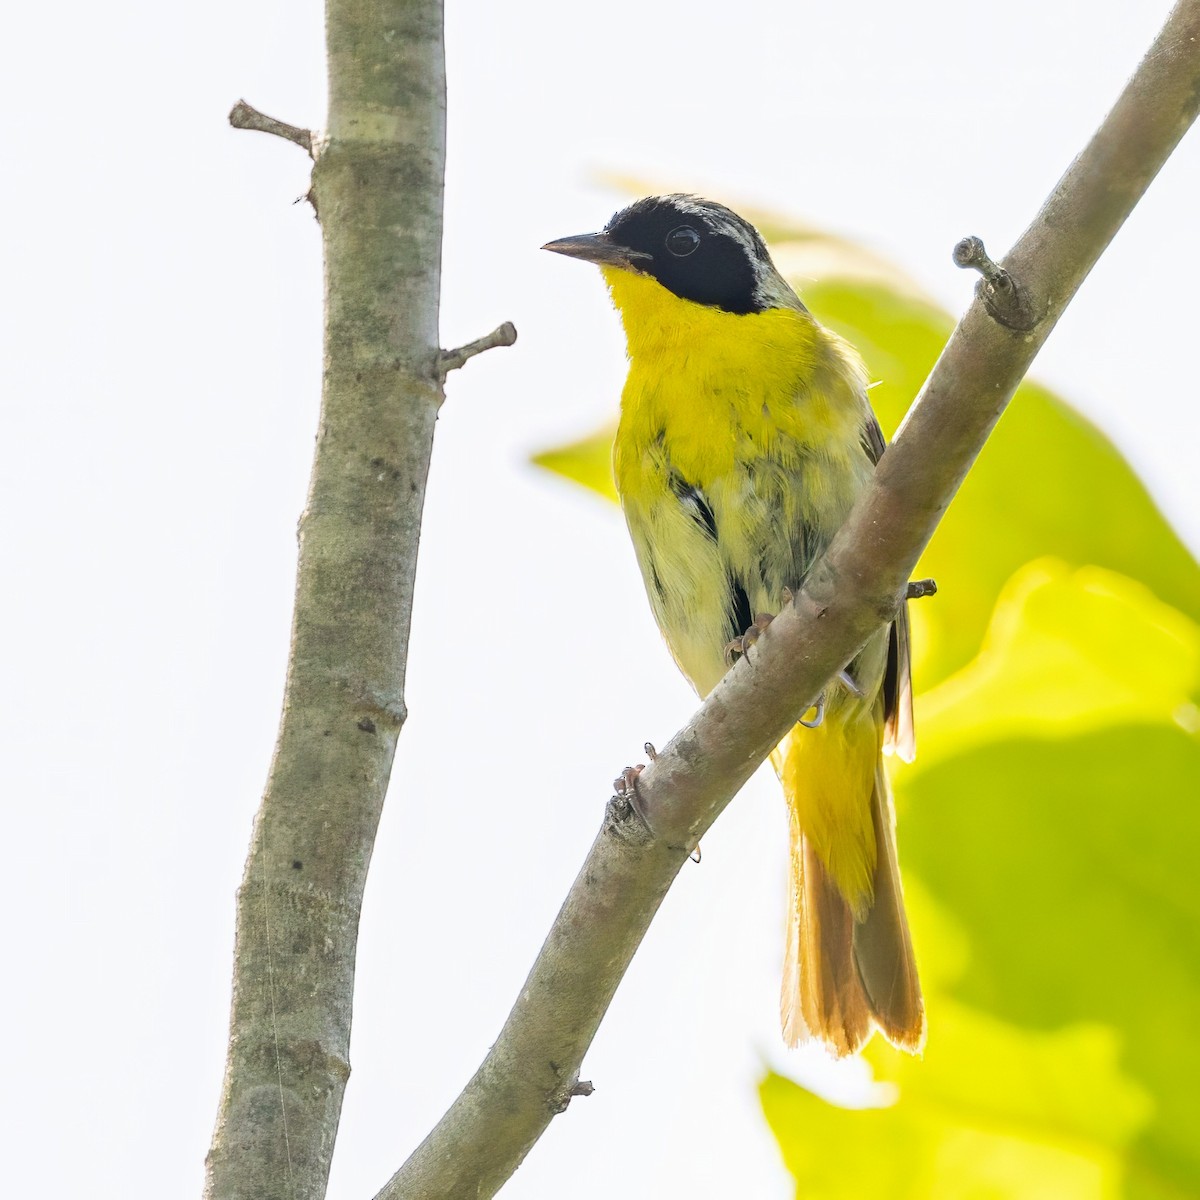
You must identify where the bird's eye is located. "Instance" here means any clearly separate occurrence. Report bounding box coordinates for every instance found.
[665,226,700,257]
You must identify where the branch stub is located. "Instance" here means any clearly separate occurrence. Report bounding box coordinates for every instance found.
[953,234,1038,331]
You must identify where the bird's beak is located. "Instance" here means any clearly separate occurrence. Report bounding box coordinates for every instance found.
[542,231,651,271]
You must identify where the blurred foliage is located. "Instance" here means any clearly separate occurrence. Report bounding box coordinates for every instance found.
[534,197,1200,1198]
[764,563,1200,1198]
[761,1004,1152,1200]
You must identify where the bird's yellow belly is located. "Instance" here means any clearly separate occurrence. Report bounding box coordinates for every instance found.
[617,407,868,684]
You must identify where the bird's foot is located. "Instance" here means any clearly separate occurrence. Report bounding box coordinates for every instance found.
[613,744,699,860]
[613,762,656,835]
[798,693,826,729]
[835,668,864,698]
[724,612,776,665]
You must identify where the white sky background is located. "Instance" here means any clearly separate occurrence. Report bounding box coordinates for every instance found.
[2,1,1198,1197]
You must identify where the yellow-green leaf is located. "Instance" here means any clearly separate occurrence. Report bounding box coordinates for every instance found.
[766,567,1200,1199]
[893,572,1200,1194]
[910,559,1200,760]
[762,1003,1153,1200]
[530,428,617,502]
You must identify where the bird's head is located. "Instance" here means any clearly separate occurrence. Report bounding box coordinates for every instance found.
[543,194,802,316]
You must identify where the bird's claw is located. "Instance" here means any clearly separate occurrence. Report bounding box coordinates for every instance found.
[798,693,825,729]
[613,763,656,835]
[836,668,864,698]
[724,612,776,665]
[614,762,643,798]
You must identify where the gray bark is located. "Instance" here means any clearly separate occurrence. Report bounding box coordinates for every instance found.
[205,2,447,1197]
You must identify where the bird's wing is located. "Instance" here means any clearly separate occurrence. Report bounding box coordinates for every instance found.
[861,414,916,761]
[668,469,755,644]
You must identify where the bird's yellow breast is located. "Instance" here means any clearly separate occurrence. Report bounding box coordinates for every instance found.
[606,269,868,506]
[604,267,875,698]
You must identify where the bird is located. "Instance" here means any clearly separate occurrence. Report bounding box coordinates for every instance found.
[543,195,925,1056]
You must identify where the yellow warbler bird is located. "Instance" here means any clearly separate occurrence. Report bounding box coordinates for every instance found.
[544,195,924,1055]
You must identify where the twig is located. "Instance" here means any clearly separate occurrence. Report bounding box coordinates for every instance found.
[439,321,518,377]
[377,3,1200,1198]
[952,234,1036,330]
[229,99,315,157]
[952,235,1007,286]
[906,578,937,600]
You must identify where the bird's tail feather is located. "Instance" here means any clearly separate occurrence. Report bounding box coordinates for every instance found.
[778,722,925,1055]
[781,823,872,1053]
[853,760,925,1051]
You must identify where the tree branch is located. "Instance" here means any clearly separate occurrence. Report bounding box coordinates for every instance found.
[439,320,518,378]
[229,99,315,156]
[378,3,1200,1197]
[205,3,447,1198]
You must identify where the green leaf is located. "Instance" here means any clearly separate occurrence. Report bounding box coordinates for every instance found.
[902,567,1199,1194]
[810,277,1200,687]
[761,1004,1153,1200]
[530,428,617,502]
[765,565,1200,1199]
[910,559,1200,760]
[899,752,1200,1189]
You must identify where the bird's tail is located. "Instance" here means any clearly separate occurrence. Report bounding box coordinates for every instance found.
[773,712,925,1056]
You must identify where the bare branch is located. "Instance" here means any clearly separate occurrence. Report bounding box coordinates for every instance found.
[205,2,448,1198]
[228,99,315,157]
[439,321,518,377]
[378,3,1200,1197]
[906,578,938,600]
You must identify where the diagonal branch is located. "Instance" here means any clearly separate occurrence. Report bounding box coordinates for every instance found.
[378,2,1200,1197]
